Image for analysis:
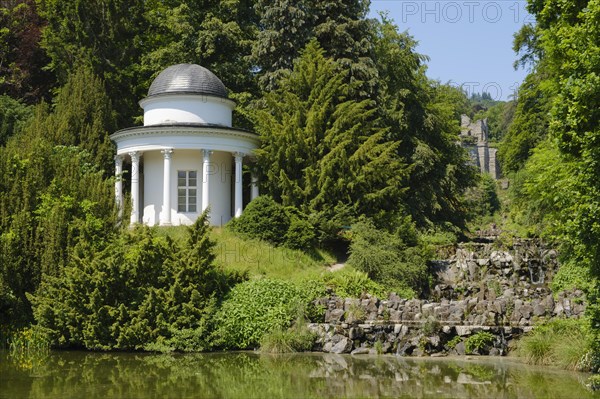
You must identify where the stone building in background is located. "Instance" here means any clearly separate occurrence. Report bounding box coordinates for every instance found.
[460,115,500,179]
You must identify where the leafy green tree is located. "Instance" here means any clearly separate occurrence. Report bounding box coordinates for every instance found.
[463,173,501,225]
[252,40,407,234]
[252,0,377,96]
[498,71,550,173]
[372,15,476,229]
[0,95,33,145]
[0,139,117,326]
[0,0,54,102]
[472,100,515,142]
[46,67,116,174]
[0,69,117,328]
[403,82,477,228]
[37,0,259,126]
[139,0,258,99]
[507,0,600,368]
[37,0,147,126]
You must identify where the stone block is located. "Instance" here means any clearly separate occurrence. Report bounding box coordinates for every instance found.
[331,337,353,354]
[389,310,401,322]
[422,303,434,317]
[325,308,345,323]
[456,326,471,336]
[455,341,466,356]
[393,323,403,334]
[351,347,370,355]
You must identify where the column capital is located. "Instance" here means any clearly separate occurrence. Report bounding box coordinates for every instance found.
[128,151,141,162]
[232,151,245,161]
[203,149,213,157]
[115,154,124,163]
[161,148,173,159]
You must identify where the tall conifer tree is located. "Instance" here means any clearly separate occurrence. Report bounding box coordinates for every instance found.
[253,40,407,230]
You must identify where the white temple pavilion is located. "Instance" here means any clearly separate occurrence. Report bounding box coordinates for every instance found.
[110,64,260,226]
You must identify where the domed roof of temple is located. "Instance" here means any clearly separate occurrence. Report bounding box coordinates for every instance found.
[147,64,228,99]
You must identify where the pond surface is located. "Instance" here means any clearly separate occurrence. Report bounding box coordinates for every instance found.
[1,350,597,399]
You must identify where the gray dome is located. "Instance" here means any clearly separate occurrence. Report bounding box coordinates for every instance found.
[147,64,228,98]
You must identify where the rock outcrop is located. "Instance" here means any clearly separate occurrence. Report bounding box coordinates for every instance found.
[309,238,586,356]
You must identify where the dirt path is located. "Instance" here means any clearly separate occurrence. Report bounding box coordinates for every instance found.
[327,263,345,272]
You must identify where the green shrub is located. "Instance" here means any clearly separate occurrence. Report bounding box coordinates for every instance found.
[229,196,290,245]
[463,173,501,222]
[465,331,495,354]
[213,278,321,349]
[229,196,317,250]
[374,340,384,355]
[422,316,441,336]
[419,228,458,247]
[345,303,366,323]
[29,211,243,352]
[284,216,316,250]
[551,259,596,293]
[315,268,387,298]
[347,218,429,295]
[588,374,600,391]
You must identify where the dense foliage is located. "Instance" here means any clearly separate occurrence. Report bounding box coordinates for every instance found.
[36,0,259,126]
[30,212,245,351]
[253,40,407,235]
[0,0,498,353]
[0,68,117,328]
[0,0,53,102]
[228,195,316,249]
[503,0,600,369]
[517,318,595,371]
[213,278,324,350]
[347,218,429,297]
[0,95,32,146]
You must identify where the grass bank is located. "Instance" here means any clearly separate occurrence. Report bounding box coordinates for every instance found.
[157,226,337,281]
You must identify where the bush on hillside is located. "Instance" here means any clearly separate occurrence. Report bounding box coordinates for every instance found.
[347,218,430,297]
[229,196,316,250]
[228,196,290,245]
[314,268,387,299]
[284,211,316,250]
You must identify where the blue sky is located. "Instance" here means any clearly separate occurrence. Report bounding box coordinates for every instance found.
[369,1,534,100]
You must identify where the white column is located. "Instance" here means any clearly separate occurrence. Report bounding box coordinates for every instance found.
[114,155,124,219]
[233,152,244,218]
[129,151,141,226]
[201,149,212,212]
[160,149,173,226]
[251,171,259,201]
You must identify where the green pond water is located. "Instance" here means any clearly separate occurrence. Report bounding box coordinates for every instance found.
[1,350,598,399]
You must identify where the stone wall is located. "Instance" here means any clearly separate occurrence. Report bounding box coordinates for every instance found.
[309,239,586,356]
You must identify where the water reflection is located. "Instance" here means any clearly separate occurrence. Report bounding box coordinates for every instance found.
[1,351,597,399]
